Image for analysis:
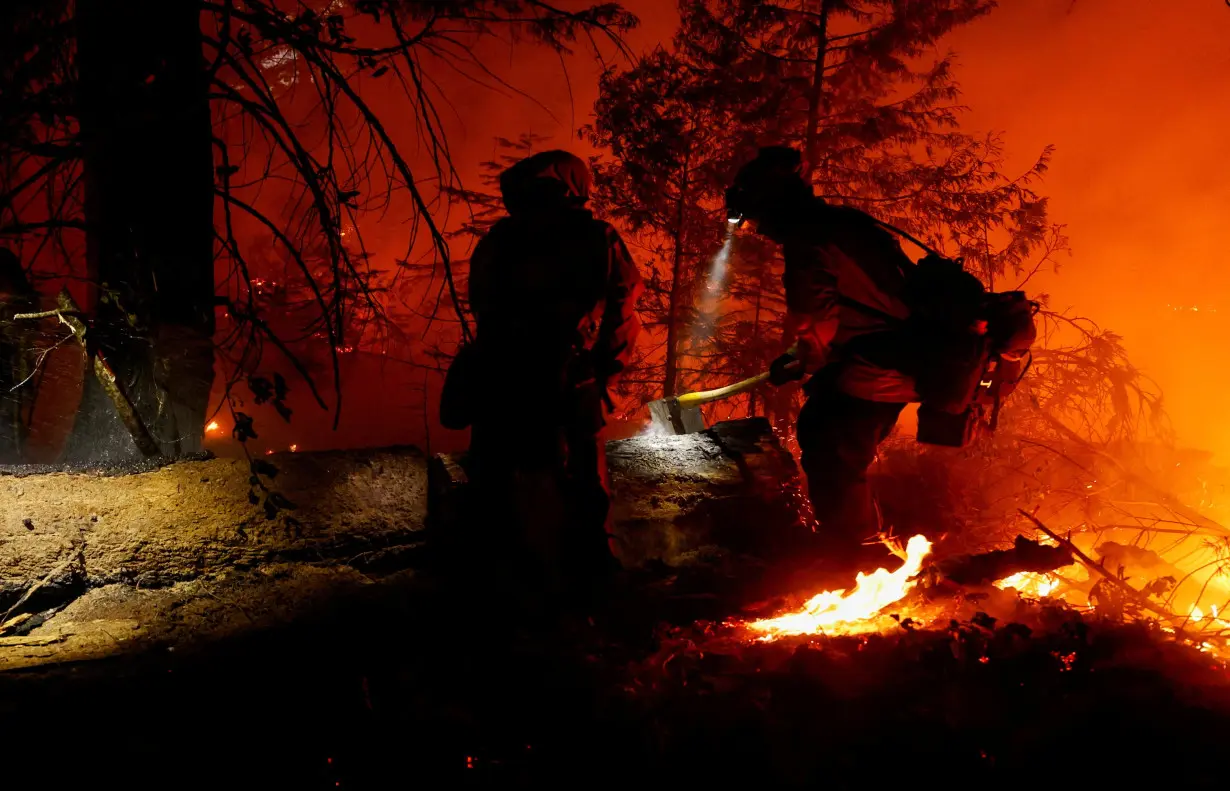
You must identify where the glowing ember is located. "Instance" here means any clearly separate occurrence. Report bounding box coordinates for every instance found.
[994,571,1060,598]
[289,444,298,452]
[748,535,932,638]
[206,420,220,433]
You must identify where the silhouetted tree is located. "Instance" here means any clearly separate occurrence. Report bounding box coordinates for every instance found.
[0,0,636,462]
[585,47,747,401]
[61,0,217,461]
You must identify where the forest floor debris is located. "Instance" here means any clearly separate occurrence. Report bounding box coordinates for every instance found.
[2,545,1229,787]
[4,438,1230,785]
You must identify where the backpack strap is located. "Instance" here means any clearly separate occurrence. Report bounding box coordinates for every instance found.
[821,213,967,329]
[870,217,945,260]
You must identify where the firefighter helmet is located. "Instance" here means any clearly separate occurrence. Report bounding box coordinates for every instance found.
[726,146,807,225]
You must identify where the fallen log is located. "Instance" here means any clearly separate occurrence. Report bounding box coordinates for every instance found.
[0,447,428,615]
[0,633,66,648]
[428,418,813,569]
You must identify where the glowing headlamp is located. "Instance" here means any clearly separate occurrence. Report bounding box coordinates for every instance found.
[724,183,745,229]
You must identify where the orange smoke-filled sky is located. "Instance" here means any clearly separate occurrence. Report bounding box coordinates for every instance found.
[432,0,1230,458]
[949,0,1230,460]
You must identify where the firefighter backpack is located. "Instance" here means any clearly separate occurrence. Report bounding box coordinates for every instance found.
[898,252,1037,447]
[855,213,1038,446]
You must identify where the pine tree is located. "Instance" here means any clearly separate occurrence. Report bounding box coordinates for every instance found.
[585,47,748,401]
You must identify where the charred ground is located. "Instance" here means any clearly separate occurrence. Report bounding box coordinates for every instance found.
[3,570,1228,789]
[2,433,1229,788]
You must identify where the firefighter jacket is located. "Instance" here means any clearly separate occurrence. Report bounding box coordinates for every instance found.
[779,198,918,403]
[467,151,643,421]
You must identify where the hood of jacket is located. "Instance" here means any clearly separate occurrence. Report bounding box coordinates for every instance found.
[499,150,592,216]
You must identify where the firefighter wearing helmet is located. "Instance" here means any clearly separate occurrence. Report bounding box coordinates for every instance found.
[726,146,922,563]
[441,150,643,607]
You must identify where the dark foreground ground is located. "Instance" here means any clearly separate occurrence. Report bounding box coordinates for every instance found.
[3,564,1230,790]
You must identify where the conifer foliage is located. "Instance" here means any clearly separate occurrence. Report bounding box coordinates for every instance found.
[591,0,1068,428]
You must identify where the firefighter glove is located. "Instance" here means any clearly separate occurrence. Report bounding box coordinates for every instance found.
[769,352,806,386]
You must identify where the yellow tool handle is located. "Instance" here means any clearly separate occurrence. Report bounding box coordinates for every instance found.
[676,372,771,409]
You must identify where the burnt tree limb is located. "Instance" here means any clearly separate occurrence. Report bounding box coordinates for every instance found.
[1018,508,1190,629]
[929,535,1074,586]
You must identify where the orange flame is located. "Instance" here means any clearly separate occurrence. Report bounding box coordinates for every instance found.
[994,571,1060,598]
[748,535,932,639]
[206,420,220,433]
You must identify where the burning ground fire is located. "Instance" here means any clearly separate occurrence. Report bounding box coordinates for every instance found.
[994,571,1060,598]
[747,535,933,639]
[740,533,1230,658]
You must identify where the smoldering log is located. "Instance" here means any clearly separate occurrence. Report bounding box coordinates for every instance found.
[928,535,1074,586]
[428,418,813,569]
[0,448,428,614]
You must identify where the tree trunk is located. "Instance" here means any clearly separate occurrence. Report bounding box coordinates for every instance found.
[662,157,691,398]
[763,1,833,436]
[802,0,832,180]
[748,285,762,417]
[68,0,215,462]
